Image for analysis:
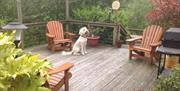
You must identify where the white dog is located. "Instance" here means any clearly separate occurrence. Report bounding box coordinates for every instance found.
[62,27,89,55]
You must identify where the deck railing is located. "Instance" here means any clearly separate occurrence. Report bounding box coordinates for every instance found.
[1,20,143,48]
[24,20,131,47]
[127,28,143,35]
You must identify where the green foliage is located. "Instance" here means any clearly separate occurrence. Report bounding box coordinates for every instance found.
[0,18,8,26]
[21,0,65,22]
[24,27,47,48]
[73,5,129,44]
[91,28,105,36]
[123,0,152,29]
[72,6,108,22]
[99,28,113,44]
[0,0,152,47]
[155,65,180,91]
[0,0,66,22]
[112,10,129,28]
[73,5,128,27]
[0,0,17,22]
[0,32,51,91]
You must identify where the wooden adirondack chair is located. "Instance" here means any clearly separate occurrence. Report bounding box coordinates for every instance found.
[46,21,75,51]
[45,63,74,91]
[126,25,164,64]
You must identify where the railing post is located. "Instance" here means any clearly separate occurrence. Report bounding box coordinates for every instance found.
[117,26,120,41]
[113,26,118,46]
[87,24,90,30]
[65,0,69,31]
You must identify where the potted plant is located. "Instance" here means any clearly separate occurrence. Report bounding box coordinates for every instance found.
[0,32,51,91]
[87,28,103,46]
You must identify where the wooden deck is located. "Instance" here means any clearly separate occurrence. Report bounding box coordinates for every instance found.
[25,45,157,91]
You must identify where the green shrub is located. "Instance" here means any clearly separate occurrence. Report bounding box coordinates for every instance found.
[112,10,129,28]
[124,0,152,29]
[0,18,8,27]
[73,5,128,27]
[155,65,180,91]
[90,28,104,36]
[72,6,109,22]
[73,5,129,44]
[24,27,47,48]
[0,31,51,91]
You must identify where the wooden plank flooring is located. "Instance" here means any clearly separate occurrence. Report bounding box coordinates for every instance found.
[25,44,157,91]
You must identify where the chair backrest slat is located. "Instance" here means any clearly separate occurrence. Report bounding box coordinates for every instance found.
[141,25,163,50]
[47,21,64,40]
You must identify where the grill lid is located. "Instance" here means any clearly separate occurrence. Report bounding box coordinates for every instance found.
[163,28,180,41]
[157,28,180,55]
[162,28,180,49]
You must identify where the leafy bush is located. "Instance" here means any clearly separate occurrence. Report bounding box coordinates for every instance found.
[0,31,51,91]
[0,18,8,26]
[73,5,129,44]
[111,10,129,28]
[146,0,180,28]
[72,6,109,22]
[155,65,180,91]
[73,5,128,27]
[124,0,152,29]
[24,27,47,48]
[90,28,105,36]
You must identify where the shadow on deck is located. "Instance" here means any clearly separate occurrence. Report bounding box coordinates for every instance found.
[25,44,157,91]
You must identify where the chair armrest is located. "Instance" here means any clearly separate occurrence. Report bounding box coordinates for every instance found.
[65,32,76,40]
[65,32,75,36]
[126,36,142,42]
[54,39,72,44]
[48,63,74,75]
[150,42,161,47]
[130,35,142,38]
[150,42,162,53]
[46,33,55,38]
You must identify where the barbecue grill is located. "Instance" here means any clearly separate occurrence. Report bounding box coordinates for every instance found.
[156,28,180,78]
[157,28,180,54]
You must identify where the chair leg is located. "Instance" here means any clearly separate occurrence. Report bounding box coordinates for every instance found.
[52,45,56,52]
[129,50,132,60]
[154,52,160,62]
[64,71,69,91]
[70,42,72,51]
[150,54,154,64]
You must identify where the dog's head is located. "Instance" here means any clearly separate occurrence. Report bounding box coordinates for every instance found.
[79,27,89,37]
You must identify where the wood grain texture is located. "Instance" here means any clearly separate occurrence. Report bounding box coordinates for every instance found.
[25,44,157,91]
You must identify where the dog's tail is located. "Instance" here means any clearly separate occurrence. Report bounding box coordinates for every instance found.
[61,51,73,55]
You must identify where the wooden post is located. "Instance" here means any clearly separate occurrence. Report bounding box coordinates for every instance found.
[65,0,69,31]
[113,26,118,46]
[17,0,22,22]
[117,26,120,41]
[16,0,24,48]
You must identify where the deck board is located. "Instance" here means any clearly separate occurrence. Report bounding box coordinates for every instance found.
[25,44,157,91]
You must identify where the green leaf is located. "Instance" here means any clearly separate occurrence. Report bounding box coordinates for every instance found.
[0,32,51,91]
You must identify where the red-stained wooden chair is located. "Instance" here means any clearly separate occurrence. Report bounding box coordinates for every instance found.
[46,63,74,91]
[46,21,75,51]
[126,25,164,64]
